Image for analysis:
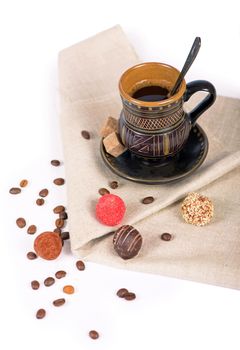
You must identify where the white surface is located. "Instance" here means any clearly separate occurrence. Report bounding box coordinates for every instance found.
[1,1,240,349]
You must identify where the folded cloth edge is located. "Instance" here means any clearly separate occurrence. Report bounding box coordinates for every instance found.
[72,150,240,254]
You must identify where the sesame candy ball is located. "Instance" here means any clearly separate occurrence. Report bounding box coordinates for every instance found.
[181,192,214,226]
[96,194,126,226]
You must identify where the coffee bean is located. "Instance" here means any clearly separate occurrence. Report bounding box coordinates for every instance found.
[39,188,49,197]
[53,178,65,186]
[89,330,99,340]
[31,280,40,290]
[76,260,85,271]
[61,231,70,241]
[160,233,172,241]
[27,225,37,235]
[51,159,60,166]
[27,251,37,260]
[53,205,65,214]
[63,285,75,294]
[55,270,66,279]
[54,228,62,234]
[116,288,128,298]
[36,198,44,206]
[53,298,65,307]
[98,188,110,196]
[20,179,28,188]
[81,130,90,140]
[59,212,68,220]
[124,292,136,301]
[141,196,154,204]
[9,187,21,195]
[109,181,118,189]
[16,217,26,228]
[44,277,55,287]
[55,218,64,228]
[36,308,46,319]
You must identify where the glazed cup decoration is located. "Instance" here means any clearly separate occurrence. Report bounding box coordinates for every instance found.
[118,62,216,159]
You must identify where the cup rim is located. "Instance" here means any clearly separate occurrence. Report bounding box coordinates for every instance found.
[119,62,186,107]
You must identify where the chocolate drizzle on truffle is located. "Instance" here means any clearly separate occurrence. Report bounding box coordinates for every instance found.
[113,225,142,260]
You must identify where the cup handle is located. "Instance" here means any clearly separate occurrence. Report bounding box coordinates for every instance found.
[183,80,216,125]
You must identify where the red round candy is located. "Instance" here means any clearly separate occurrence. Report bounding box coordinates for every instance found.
[96,194,126,226]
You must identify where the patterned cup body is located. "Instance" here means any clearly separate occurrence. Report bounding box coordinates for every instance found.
[118,62,216,159]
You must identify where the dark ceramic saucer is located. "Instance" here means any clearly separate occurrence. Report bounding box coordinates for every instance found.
[100,124,208,184]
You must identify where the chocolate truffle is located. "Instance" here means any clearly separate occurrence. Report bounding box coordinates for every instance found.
[113,225,142,260]
[34,232,62,260]
[181,192,214,226]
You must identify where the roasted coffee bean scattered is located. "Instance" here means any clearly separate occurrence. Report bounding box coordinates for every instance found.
[36,308,46,319]
[55,270,66,279]
[63,285,75,294]
[53,205,65,214]
[53,298,65,307]
[51,159,60,166]
[9,187,21,195]
[59,211,68,220]
[44,277,55,287]
[160,233,172,241]
[55,218,64,228]
[109,181,118,189]
[76,260,85,271]
[124,292,136,301]
[141,196,154,204]
[89,330,99,340]
[81,130,90,140]
[113,225,142,260]
[61,231,70,241]
[27,225,37,235]
[98,188,110,196]
[39,188,49,197]
[16,217,26,228]
[116,288,128,298]
[27,251,37,260]
[34,232,62,260]
[36,198,44,206]
[54,228,61,234]
[31,280,40,290]
[53,178,65,186]
[20,179,28,188]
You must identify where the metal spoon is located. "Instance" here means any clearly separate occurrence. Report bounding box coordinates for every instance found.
[169,37,201,97]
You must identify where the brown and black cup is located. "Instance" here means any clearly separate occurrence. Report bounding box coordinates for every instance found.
[118,62,216,159]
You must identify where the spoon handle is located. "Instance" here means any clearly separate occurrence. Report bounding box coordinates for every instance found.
[170,37,201,96]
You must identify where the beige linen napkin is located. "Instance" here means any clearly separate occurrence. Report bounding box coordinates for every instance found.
[59,25,240,289]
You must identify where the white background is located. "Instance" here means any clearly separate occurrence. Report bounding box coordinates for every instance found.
[0,1,240,349]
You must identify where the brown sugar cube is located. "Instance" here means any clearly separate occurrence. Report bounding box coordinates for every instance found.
[103,132,127,158]
[100,116,118,138]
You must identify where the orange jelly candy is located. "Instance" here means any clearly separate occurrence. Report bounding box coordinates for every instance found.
[63,285,75,294]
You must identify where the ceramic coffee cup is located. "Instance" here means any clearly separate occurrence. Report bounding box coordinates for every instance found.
[118,62,216,159]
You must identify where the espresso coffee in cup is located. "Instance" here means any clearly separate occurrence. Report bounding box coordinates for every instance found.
[132,85,169,102]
